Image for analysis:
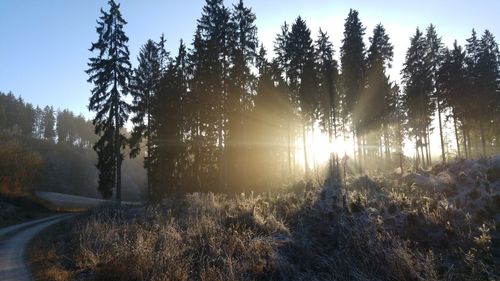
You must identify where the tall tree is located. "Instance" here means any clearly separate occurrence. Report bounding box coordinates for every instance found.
[315,29,339,144]
[365,23,393,161]
[476,30,499,156]
[42,106,55,142]
[401,28,433,168]
[226,0,257,190]
[151,41,187,197]
[86,0,131,201]
[129,39,162,201]
[425,24,444,164]
[340,9,366,169]
[285,17,317,178]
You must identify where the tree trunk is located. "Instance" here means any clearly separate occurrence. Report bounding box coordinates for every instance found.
[115,110,122,204]
[302,122,309,179]
[426,129,431,166]
[437,101,446,164]
[287,121,292,182]
[479,120,487,157]
[453,115,461,158]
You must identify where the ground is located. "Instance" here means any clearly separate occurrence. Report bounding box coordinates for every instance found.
[28,157,500,281]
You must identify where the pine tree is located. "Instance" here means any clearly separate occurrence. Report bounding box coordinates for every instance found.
[226,0,257,190]
[315,29,339,144]
[476,30,499,156]
[340,9,366,168]
[401,28,433,168]
[129,39,162,200]
[437,41,467,158]
[273,22,295,180]
[42,106,55,142]
[365,24,393,161]
[195,0,231,191]
[424,24,444,164]
[86,0,131,201]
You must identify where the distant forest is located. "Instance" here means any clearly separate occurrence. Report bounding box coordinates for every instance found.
[86,0,498,201]
[0,92,145,200]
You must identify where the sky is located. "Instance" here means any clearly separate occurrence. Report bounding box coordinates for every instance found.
[1,0,499,119]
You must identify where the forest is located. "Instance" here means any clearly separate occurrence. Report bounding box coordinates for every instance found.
[85,0,499,202]
[0,91,145,200]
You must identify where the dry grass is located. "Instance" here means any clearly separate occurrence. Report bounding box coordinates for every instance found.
[31,158,499,280]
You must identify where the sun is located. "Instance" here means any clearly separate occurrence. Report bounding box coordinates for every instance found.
[296,123,355,170]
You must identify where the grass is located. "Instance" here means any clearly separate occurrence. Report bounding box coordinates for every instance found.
[29,159,499,281]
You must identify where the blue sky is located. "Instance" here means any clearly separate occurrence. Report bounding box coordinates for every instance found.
[1,0,499,118]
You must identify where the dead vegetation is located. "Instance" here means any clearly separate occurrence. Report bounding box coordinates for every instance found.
[30,157,499,281]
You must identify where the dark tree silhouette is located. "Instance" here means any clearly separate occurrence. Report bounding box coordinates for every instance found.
[86,0,131,201]
[129,39,162,200]
[340,9,366,168]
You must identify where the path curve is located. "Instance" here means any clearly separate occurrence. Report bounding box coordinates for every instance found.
[0,214,72,281]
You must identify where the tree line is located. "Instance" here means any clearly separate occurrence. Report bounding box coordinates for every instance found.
[0,91,145,199]
[87,0,499,201]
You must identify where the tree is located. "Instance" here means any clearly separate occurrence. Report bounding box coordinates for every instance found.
[42,106,55,142]
[475,30,499,156]
[129,39,162,200]
[365,23,393,162]
[340,9,366,168]
[437,42,467,158]
[151,41,187,197]
[424,24,445,164]
[226,0,257,190]
[401,28,433,168]
[193,0,231,191]
[86,0,131,201]
[315,29,339,145]
[287,16,316,178]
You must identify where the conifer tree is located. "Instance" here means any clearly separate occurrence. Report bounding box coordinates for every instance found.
[285,17,317,178]
[86,0,131,201]
[425,24,444,164]
[401,28,433,167]
[340,9,366,167]
[365,24,393,160]
[129,39,162,200]
[315,29,339,144]
[226,0,257,190]
[42,105,55,143]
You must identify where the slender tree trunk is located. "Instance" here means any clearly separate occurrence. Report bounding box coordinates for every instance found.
[146,92,151,202]
[479,120,487,157]
[115,105,122,204]
[303,122,309,179]
[437,101,446,164]
[453,115,461,158]
[467,129,472,158]
[427,130,432,166]
[287,121,292,182]
[420,136,425,169]
[462,124,468,158]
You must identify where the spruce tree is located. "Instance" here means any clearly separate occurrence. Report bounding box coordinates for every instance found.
[401,28,433,167]
[287,17,316,178]
[86,0,131,201]
[340,9,366,167]
[42,105,55,142]
[129,39,162,200]
[226,0,257,190]
[315,29,339,144]
[476,30,499,156]
[366,24,393,161]
[424,24,444,164]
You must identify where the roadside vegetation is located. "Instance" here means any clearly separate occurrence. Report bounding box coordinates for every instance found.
[31,157,499,281]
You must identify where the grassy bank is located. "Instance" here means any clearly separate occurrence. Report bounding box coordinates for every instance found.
[29,158,499,280]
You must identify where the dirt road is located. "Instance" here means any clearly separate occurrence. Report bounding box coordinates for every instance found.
[0,214,72,281]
